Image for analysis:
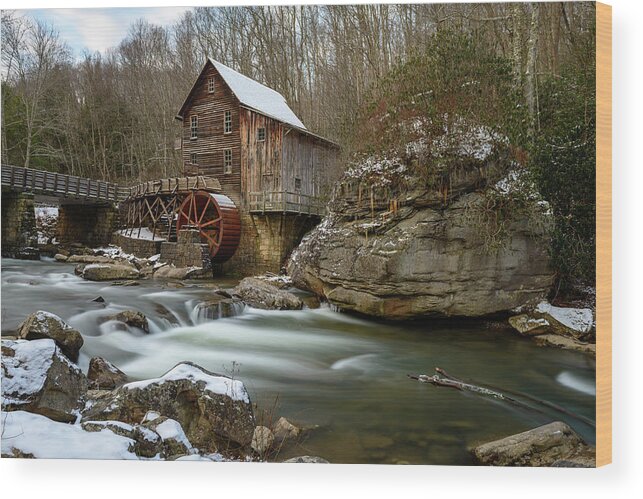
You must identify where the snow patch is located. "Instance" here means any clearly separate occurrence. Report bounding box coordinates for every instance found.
[1,411,139,460]
[535,301,594,333]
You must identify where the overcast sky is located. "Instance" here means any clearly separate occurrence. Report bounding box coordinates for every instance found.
[12,7,192,56]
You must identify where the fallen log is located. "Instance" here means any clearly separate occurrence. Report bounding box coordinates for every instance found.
[434,367,596,428]
[408,367,595,429]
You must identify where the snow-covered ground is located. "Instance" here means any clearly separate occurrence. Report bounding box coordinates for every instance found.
[1,411,140,460]
[116,227,165,241]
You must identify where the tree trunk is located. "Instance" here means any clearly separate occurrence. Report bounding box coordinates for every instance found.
[525,2,540,134]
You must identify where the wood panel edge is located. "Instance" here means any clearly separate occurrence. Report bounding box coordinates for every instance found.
[595,0,612,468]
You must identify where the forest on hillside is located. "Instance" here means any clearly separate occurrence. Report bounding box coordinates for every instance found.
[1,2,596,287]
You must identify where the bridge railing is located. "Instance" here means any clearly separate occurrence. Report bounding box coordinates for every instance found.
[1,165,129,203]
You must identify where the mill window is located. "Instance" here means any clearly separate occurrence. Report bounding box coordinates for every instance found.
[224,111,232,134]
[190,115,198,139]
[295,178,302,191]
[257,127,266,142]
[190,153,198,165]
[224,149,232,174]
[207,76,215,93]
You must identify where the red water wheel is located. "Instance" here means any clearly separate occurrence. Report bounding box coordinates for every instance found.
[176,191,241,263]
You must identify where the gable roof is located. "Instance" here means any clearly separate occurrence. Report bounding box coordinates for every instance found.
[210,59,306,130]
[177,59,306,130]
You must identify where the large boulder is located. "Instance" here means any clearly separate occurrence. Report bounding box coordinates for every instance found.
[231,277,303,310]
[81,361,255,455]
[87,357,129,389]
[472,421,594,467]
[82,263,140,281]
[16,311,84,362]
[288,159,554,319]
[1,339,89,422]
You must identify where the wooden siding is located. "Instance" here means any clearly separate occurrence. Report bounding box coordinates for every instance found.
[180,63,241,195]
[240,109,283,197]
[281,130,335,198]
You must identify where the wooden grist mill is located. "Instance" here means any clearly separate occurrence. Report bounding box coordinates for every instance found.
[117,58,338,275]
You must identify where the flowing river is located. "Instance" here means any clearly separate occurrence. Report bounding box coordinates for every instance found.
[1,258,596,464]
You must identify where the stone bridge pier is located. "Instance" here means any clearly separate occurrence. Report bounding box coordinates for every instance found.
[1,190,39,259]
[56,204,119,247]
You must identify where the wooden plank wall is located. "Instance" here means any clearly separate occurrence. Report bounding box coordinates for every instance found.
[180,62,242,195]
[240,109,283,196]
[281,130,317,198]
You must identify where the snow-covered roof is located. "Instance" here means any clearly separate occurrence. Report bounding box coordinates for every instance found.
[209,59,306,130]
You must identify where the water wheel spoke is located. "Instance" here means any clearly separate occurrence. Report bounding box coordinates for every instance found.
[191,193,197,224]
[200,217,222,228]
[198,197,212,224]
[202,230,220,248]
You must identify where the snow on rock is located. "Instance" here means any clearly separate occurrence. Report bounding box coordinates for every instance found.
[123,362,249,403]
[2,339,89,422]
[81,362,256,454]
[535,301,594,336]
[150,418,195,456]
[345,155,409,186]
[1,339,56,406]
[1,411,139,460]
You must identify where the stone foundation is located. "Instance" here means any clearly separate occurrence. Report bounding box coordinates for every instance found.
[160,228,212,271]
[1,190,39,259]
[57,204,118,247]
[112,231,164,258]
[221,210,319,276]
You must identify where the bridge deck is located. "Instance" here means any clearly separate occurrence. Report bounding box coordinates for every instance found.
[1,165,128,204]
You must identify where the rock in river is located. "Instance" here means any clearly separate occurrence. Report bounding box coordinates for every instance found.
[81,361,255,455]
[1,339,89,423]
[17,310,84,362]
[104,309,149,333]
[82,263,140,281]
[472,421,595,467]
[231,277,303,310]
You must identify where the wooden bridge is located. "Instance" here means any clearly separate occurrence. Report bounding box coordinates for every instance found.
[1,164,128,205]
